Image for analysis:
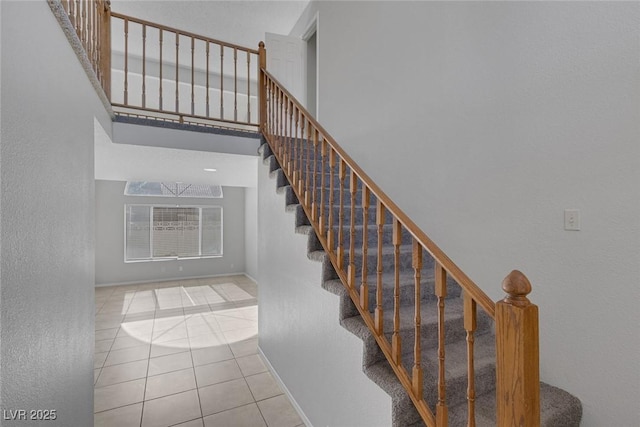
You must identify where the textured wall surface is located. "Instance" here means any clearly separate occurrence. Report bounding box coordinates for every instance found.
[95,180,246,285]
[244,185,258,280]
[290,2,640,425]
[1,1,111,425]
[257,154,392,427]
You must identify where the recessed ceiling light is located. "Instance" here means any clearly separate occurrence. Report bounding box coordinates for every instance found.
[203,168,217,172]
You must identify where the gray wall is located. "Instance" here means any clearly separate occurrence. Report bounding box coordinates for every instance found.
[258,155,391,426]
[1,1,112,425]
[244,186,258,280]
[290,2,640,425]
[95,180,246,285]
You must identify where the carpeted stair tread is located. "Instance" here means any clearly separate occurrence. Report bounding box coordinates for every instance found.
[342,244,434,277]
[342,298,462,336]
[447,382,583,427]
[323,269,462,310]
[395,331,497,409]
[328,223,414,246]
[324,204,395,225]
[362,332,496,425]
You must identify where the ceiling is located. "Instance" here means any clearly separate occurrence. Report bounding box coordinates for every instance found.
[110,0,310,50]
[94,120,259,187]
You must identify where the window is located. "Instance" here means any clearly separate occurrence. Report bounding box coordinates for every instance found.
[125,205,222,261]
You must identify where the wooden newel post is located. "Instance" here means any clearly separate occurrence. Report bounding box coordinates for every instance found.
[258,41,267,132]
[100,0,112,100]
[495,270,540,427]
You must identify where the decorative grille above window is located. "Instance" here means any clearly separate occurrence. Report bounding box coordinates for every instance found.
[124,182,223,198]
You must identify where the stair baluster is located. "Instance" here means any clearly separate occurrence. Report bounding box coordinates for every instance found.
[305,119,313,206]
[233,47,238,121]
[175,31,179,112]
[319,139,327,236]
[219,45,224,119]
[375,201,385,334]
[311,129,319,221]
[347,171,357,287]
[191,36,195,115]
[142,24,147,108]
[278,89,283,159]
[247,52,251,122]
[435,263,449,425]
[204,40,209,116]
[464,290,477,427]
[287,101,293,177]
[327,149,336,248]
[124,18,129,105]
[159,29,164,110]
[298,115,305,194]
[337,159,346,269]
[290,104,295,178]
[392,219,402,364]
[360,187,370,310]
[412,240,423,399]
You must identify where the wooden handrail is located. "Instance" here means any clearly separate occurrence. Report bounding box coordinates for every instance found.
[260,59,540,426]
[110,12,259,54]
[261,68,495,318]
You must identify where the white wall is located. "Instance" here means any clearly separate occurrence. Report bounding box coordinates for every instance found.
[95,180,246,285]
[258,156,392,426]
[0,0,3,410]
[1,1,111,425]
[290,2,640,426]
[244,185,258,280]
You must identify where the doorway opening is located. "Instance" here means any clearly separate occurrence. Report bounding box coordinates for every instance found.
[303,15,318,119]
[305,31,317,118]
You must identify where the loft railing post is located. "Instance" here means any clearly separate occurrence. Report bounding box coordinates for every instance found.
[100,0,111,100]
[495,270,540,427]
[258,41,267,132]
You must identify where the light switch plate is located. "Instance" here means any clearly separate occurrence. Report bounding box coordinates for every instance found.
[564,209,580,231]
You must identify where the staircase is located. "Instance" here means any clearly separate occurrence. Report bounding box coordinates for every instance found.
[51,3,584,423]
[259,140,582,426]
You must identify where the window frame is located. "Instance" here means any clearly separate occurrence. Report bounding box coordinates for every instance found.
[123,204,223,263]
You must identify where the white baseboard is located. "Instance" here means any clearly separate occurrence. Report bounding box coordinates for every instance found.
[258,347,313,427]
[95,272,248,288]
[243,273,258,283]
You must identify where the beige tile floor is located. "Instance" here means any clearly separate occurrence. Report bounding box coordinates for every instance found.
[94,275,305,427]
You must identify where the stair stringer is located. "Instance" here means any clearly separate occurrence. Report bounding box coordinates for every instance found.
[258,145,394,427]
[261,143,425,425]
[261,139,452,426]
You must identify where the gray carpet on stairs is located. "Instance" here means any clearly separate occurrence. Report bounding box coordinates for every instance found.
[260,141,582,427]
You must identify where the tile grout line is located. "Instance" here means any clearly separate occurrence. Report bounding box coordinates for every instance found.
[139,287,157,427]
[185,297,205,426]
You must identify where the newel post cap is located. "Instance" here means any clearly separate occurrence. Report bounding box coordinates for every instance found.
[259,41,265,49]
[501,270,532,307]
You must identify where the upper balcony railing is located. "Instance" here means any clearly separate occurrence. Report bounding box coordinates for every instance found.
[109,13,260,128]
[57,2,542,425]
[60,0,260,130]
[60,0,111,98]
